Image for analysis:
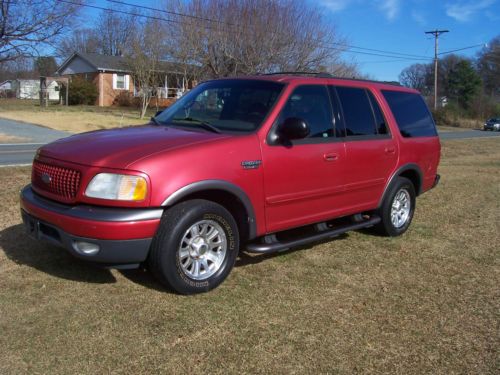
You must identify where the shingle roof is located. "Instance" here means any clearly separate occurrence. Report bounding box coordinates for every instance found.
[77,52,131,72]
[57,52,186,74]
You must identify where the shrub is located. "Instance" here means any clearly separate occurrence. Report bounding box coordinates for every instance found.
[114,91,133,107]
[68,77,98,105]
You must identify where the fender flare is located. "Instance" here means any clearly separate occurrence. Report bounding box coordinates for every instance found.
[161,180,257,239]
[378,164,423,208]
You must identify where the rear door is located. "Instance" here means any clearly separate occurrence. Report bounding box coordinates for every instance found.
[333,86,398,210]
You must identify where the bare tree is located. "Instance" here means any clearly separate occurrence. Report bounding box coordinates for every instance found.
[94,9,137,56]
[165,0,348,78]
[0,0,82,64]
[57,28,100,57]
[125,18,167,119]
[477,35,500,97]
[399,63,432,94]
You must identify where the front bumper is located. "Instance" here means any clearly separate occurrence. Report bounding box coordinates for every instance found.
[20,185,163,267]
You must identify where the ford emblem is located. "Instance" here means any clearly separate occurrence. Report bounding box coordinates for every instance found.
[41,173,52,184]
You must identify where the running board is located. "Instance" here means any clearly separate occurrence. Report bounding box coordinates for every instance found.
[246,216,381,254]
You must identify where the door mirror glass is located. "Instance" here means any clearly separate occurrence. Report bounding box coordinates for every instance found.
[279,117,310,140]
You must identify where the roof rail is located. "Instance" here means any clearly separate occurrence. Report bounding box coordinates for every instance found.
[263,71,334,78]
[262,72,405,87]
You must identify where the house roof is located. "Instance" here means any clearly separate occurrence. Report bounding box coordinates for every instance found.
[57,52,186,75]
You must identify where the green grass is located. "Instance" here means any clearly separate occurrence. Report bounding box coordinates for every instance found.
[0,138,499,374]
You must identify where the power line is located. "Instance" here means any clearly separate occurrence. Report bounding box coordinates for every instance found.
[105,0,232,26]
[59,0,433,62]
[438,43,486,55]
[101,0,431,60]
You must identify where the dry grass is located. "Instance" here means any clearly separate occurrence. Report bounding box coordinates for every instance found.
[0,99,154,132]
[0,138,499,374]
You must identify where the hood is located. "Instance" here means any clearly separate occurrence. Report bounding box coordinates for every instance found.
[39,125,228,169]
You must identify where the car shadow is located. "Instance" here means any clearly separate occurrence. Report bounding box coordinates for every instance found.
[0,224,116,284]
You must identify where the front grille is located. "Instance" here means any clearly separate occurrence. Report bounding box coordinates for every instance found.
[32,161,81,200]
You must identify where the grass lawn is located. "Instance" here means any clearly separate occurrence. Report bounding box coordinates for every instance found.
[0,138,499,374]
[0,99,156,133]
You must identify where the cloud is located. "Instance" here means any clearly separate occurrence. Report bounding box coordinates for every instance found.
[411,10,426,26]
[321,0,354,12]
[322,0,403,21]
[378,0,401,21]
[445,0,497,22]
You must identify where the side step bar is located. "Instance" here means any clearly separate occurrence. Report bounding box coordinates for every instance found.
[246,216,381,254]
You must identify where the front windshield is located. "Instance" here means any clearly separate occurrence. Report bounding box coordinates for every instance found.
[155,79,284,133]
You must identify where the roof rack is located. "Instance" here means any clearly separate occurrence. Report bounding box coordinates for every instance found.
[261,72,402,87]
[263,71,334,78]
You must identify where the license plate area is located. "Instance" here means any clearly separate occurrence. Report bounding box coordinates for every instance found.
[23,212,40,240]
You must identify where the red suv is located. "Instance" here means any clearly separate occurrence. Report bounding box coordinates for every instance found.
[20,73,441,294]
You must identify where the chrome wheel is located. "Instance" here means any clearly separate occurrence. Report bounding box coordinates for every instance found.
[178,220,227,280]
[390,188,411,228]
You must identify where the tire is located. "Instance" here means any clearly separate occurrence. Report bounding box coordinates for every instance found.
[374,177,416,237]
[148,199,239,294]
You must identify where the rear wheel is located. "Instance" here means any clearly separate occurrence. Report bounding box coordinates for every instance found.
[149,199,239,294]
[375,177,416,236]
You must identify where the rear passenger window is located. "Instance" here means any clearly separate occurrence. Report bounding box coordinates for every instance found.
[336,87,380,137]
[382,90,437,137]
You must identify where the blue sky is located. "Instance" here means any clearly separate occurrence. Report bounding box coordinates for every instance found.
[320,0,500,80]
[85,0,500,82]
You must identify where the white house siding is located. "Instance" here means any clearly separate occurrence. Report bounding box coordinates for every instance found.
[13,80,59,100]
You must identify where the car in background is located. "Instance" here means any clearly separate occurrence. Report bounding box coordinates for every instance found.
[484,118,500,131]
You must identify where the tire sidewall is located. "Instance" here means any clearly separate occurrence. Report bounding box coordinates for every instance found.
[155,201,239,294]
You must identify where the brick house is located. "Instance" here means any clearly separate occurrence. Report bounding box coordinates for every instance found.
[56,52,191,107]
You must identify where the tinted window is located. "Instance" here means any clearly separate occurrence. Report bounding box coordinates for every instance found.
[279,85,334,139]
[382,90,437,137]
[156,80,283,133]
[367,91,388,135]
[336,87,377,136]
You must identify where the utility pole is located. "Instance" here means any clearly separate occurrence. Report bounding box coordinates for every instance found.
[425,29,449,110]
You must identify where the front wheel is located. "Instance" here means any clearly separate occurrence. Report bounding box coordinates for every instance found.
[148,199,239,294]
[374,177,416,237]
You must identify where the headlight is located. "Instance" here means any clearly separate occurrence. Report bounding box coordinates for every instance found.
[85,173,147,201]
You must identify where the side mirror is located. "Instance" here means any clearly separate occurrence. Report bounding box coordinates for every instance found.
[278,117,310,141]
[155,110,163,117]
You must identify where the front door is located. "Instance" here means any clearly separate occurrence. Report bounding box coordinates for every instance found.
[261,84,347,233]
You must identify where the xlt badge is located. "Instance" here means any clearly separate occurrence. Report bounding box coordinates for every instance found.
[241,160,262,170]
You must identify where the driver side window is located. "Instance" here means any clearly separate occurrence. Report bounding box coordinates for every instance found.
[279,85,334,139]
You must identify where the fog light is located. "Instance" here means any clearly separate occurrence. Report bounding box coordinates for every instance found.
[73,241,100,256]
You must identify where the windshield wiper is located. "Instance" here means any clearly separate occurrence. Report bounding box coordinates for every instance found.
[174,117,221,134]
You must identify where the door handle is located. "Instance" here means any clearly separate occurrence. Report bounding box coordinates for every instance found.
[384,147,396,154]
[323,153,339,161]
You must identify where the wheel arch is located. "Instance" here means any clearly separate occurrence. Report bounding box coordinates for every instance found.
[378,164,423,208]
[161,180,257,241]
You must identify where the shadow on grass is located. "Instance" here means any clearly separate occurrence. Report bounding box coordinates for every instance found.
[0,224,116,284]
[118,268,170,293]
[236,233,350,267]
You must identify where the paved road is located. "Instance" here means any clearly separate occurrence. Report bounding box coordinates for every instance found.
[0,143,44,166]
[439,129,500,140]
[0,118,70,143]
[1,117,499,166]
[0,118,71,166]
